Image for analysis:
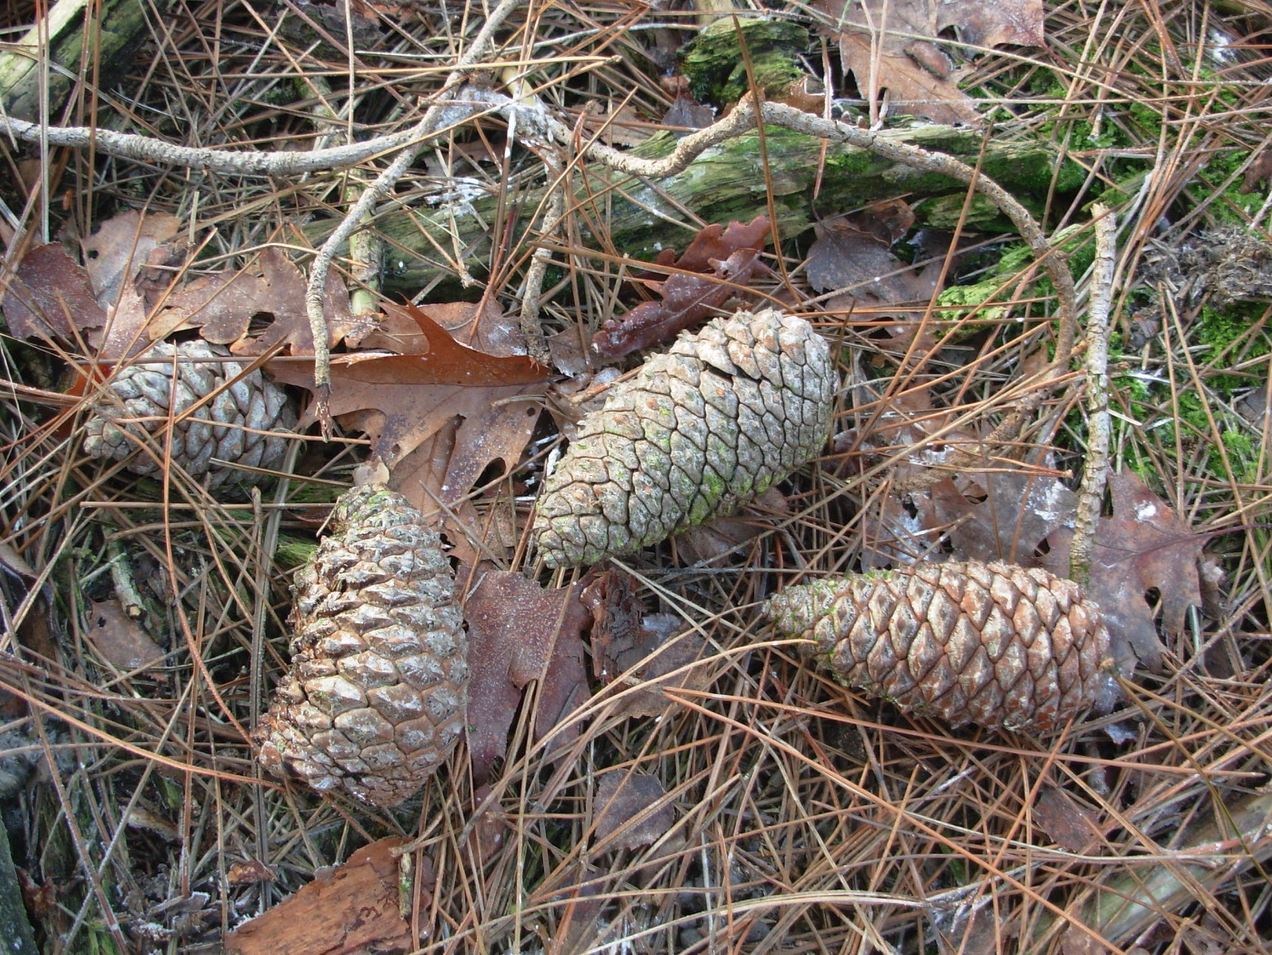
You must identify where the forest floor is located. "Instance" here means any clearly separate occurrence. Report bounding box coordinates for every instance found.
[1,0,1271,953]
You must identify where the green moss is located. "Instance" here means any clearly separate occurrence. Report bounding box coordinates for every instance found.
[937,243,1035,323]
[275,533,318,569]
[1197,302,1270,394]
[681,18,809,104]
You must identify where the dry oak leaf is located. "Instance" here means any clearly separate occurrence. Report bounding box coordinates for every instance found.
[1,242,106,345]
[814,0,1044,124]
[147,247,357,355]
[807,203,941,315]
[583,570,712,720]
[592,215,771,358]
[462,565,592,785]
[80,209,181,311]
[1040,471,1204,675]
[267,303,549,518]
[86,598,165,673]
[918,469,1199,674]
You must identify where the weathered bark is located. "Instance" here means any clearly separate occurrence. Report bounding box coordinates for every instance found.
[350,124,1082,292]
[0,819,38,955]
[0,0,167,121]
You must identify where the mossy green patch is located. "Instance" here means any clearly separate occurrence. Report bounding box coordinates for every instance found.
[680,18,809,105]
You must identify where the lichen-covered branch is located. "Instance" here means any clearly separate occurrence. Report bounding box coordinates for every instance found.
[1070,205,1116,587]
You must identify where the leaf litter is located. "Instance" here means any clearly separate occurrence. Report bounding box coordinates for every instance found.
[3,3,1266,953]
[461,564,592,784]
[813,0,1045,124]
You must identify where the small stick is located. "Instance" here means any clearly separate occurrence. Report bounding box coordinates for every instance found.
[1069,204,1116,587]
[105,538,145,619]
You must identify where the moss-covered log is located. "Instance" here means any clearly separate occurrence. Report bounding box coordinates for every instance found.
[352,123,1083,292]
[0,0,169,121]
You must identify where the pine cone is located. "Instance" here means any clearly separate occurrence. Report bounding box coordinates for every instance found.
[83,341,294,487]
[256,485,468,806]
[765,561,1114,733]
[534,308,837,567]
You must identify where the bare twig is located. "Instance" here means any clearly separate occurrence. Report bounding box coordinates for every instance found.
[1070,204,1116,587]
[0,116,432,175]
[4,52,1076,430]
[517,172,564,364]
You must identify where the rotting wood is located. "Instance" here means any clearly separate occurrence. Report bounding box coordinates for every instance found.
[346,122,1085,292]
[0,0,169,121]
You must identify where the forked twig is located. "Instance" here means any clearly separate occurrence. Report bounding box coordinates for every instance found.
[2,64,1077,436]
[303,0,523,435]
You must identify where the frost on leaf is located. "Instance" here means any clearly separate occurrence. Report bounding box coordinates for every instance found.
[462,566,592,784]
[813,0,1045,124]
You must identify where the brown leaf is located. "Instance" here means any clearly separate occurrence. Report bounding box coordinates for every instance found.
[663,95,717,130]
[806,207,938,313]
[1242,146,1272,192]
[462,567,592,784]
[80,210,181,310]
[356,298,528,355]
[147,248,357,354]
[1033,787,1101,854]
[669,214,771,274]
[930,471,1078,563]
[267,303,548,522]
[814,0,1044,124]
[225,859,276,887]
[593,770,675,853]
[919,467,1198,674]
[0,243,105,343]
[85,599,165,672]
[1041,473,1204,674]
[224,837,428,955]
[592,216,771,358]
[673,486,790,565]
[587,577,711,720]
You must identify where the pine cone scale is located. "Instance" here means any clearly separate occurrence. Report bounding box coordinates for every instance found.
[84,341,293,487]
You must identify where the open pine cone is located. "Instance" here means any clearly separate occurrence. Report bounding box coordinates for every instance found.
[533,308,837,567]
[83,340,294,487]
[765,561,1116,733]
[256,485,468,806]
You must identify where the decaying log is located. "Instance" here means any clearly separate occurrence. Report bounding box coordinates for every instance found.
[0,0,168,121]
[346,123,1082,292]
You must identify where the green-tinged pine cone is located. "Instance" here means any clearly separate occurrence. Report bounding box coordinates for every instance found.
[534,308,837,567]
[765,561,1114,733]
[83,341,294,487]
[256,485,468,807]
